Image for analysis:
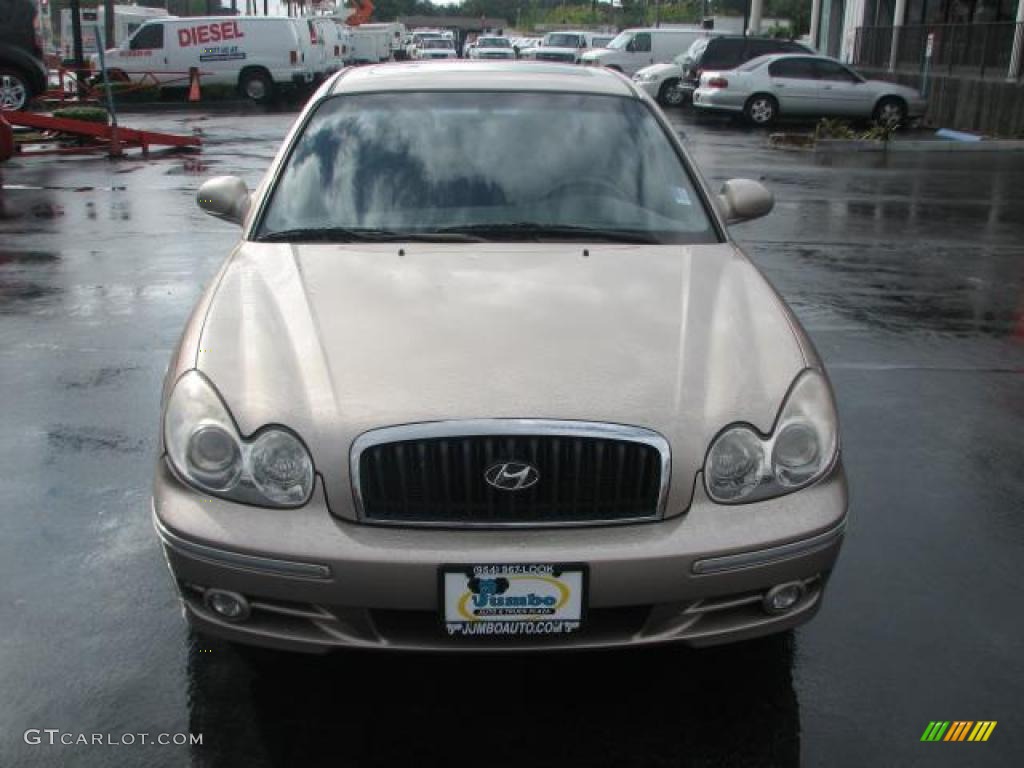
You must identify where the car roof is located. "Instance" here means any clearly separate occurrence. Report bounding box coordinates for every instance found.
[330,62,637,97]
[752,53,848,64]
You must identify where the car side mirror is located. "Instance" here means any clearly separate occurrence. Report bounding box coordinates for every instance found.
[718,179,773,224]
[197,176,250,226]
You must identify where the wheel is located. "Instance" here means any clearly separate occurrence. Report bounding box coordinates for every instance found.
[239,68,274,104]
[0,68,32,111]
[873,97,906,127]
[744,94,778,126]
[657,78,686,108]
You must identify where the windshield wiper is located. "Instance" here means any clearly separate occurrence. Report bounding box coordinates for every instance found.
[432,223,662,244]
[254,228,485,243]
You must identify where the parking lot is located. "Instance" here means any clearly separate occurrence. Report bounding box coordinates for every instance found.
[1,104,1022,767]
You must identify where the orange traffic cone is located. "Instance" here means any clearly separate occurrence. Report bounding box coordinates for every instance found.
[188,67,201,103]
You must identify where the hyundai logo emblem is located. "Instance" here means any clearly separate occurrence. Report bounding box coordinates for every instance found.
[484,461,540,491]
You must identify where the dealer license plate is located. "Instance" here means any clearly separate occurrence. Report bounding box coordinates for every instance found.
[440,563,587,638]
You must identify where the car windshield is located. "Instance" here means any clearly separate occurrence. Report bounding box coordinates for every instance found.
[423,39,453,49]
[257,92,716,244]
[480,38,510,48]
[546,34,581,47]
[607,32,631,50]
[686,38,709,59]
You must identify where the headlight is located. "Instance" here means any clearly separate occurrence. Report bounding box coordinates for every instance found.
[164,371,315,507]
[704,369,838,504]
[635,71,658,82]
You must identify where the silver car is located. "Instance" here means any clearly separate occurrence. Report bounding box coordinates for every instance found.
[693,53,927,126]
[155,62,847,653]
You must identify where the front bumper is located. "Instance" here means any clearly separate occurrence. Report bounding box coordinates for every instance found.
[634,79,662,100]
[153,459,847,652]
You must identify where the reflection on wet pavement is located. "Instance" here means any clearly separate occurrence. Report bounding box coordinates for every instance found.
[187,632,798,767]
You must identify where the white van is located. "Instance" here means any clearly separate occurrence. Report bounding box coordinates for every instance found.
[349,23,401,64]
[308,17,348,79]
[580,27,708,76]
[361,22,406,57]
[100,16,317,102]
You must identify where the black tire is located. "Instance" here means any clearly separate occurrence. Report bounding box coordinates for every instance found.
[0,67,32,111]
[873,96,907,127]
[744,93,778,127]
[238,68,274,104]
[657,78,686,108]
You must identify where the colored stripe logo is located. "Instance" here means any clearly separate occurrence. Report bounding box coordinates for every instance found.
[921,721,997,742]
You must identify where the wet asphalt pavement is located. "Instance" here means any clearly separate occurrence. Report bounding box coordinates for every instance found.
[0,104,1022,768]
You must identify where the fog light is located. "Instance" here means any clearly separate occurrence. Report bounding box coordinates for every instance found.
[762,582,806,615]
[204,589,250,622]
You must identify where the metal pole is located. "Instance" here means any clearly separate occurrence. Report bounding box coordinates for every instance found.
[889,0,908,71]
[809,0,822,51]
[104,0,115,50]
[94,25,122,157]
[69,0,86,99]
[1008,4,1024,80]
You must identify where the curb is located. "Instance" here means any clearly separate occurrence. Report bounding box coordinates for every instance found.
[816,138,1024,152]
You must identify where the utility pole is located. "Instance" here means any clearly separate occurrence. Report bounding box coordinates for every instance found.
[104,0,114,50]
[69,0,86,98]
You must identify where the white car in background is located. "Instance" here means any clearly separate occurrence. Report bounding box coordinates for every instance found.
[692,54,927,126]
[511,36,542,57]
[467,36,516,60]
[413,38,457,60]
[522,30,599,64]
[405,30,449,60]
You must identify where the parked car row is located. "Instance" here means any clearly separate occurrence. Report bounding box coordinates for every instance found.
[631,34,927,125]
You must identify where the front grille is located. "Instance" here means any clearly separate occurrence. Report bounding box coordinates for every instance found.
[352,421,667,526]
[536,52,575,62]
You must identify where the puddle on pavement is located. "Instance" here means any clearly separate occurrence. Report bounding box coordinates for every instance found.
[60,366,141,390]
[46,425,146,455]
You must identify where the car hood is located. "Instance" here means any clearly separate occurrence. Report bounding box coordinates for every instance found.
[533,47,579,55]
[636,62,679,79]
[196,242,807,518]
